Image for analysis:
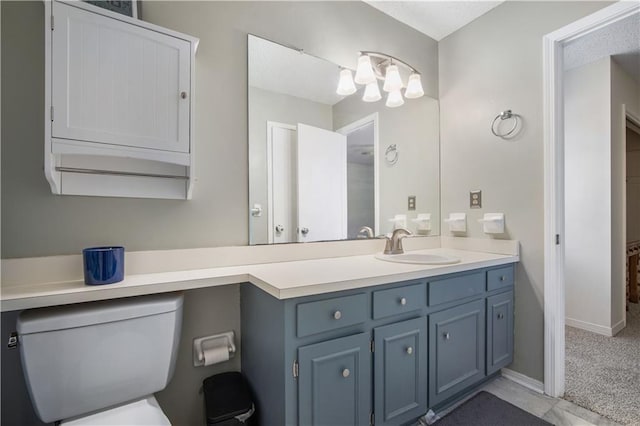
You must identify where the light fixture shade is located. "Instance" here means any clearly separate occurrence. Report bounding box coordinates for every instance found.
[383,64,403,92]
[386,90,404,108]
[362,81,381,102]
[354,55,376,85]
[404,73,425,99]
[336,69,357,96]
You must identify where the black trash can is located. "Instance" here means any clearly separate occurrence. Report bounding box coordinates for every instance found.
[204,372,256,426]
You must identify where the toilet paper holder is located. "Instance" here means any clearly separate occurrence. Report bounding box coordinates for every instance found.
[193,331,236,367]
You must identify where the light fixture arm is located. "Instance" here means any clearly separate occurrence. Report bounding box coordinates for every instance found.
[358,51,420,76]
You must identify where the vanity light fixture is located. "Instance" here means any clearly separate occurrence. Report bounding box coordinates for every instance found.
[362,81,382,102]
[336,69,357,96]
[336,51,424,107]
[386,89,404,108]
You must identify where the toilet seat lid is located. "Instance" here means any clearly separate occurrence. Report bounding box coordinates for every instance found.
[62,396,170,426]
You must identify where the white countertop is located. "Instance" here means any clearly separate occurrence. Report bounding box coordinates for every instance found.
[1,247,518,311]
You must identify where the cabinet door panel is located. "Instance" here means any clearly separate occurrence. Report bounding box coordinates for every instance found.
[487,291,514,375]
[429,299,485,406]
[52,2,190,153]
[298,333,371,426]
[374,317,427,426]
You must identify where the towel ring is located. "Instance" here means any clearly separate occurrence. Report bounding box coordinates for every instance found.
[385,144,399,165]
[491,110,520,138]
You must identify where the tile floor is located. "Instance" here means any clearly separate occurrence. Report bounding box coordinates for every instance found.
[436,376,621,426]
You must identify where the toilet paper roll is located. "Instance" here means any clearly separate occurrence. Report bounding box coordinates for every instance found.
[201,343,230,366]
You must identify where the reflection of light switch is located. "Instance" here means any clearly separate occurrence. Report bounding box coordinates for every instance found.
[408,196,416,211]
[470,190,482,209]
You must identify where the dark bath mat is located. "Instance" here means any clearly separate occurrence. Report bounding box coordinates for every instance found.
[434,391,553,426]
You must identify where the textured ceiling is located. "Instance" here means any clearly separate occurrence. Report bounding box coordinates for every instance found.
[248,35,344,106]
[364,1,504,41]
[564,12,640,82]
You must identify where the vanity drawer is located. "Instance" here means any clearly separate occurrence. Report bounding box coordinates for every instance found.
[428,272,485,306]
[297,293,368,338]
[372,282,426,319]
[487,266,514,291]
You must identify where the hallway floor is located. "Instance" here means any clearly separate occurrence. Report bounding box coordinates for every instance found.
[565,303,640,425]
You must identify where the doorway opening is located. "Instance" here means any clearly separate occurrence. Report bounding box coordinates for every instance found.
[543,2,640,422]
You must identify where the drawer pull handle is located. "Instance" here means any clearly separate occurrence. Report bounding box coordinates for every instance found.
[333,310,342,320]
[443,332,450,340]
[400,297,407,306]
[497,313,505,320]
[500,275,507,281]
[342,368,350,378]
[406,346,413,355]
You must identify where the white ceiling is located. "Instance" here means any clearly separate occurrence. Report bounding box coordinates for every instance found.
[364,1,505,41]
[564,13,640,82]
[248,35,344,106]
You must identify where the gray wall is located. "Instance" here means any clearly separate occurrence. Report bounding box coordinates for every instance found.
[1,0,438,259]
[249,86,333,245]
[438,1,610,381]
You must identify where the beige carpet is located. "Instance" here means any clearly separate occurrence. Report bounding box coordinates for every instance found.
[565,302,640,425]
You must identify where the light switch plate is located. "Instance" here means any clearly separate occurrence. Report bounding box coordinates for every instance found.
[470,190,482,209]
[408,196,416,211]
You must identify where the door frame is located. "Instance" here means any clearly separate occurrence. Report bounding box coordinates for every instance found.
[266,121,297,244]
[542,1,640,398]
[336,113,381,235]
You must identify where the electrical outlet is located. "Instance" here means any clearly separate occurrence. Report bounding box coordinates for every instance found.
[408,196,416,211]
[470,190,482,209]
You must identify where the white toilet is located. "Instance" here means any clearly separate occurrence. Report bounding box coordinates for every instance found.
[17,293,183,425]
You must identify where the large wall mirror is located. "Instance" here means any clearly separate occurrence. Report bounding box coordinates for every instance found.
[248,35,440,245]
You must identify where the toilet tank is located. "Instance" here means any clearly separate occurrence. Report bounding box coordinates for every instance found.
[17,293,183,423]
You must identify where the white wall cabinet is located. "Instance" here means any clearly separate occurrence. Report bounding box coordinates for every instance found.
[44,0,199,199]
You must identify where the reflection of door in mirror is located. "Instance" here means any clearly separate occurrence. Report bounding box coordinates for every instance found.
[266,122,348,244]
[337,114,379,239]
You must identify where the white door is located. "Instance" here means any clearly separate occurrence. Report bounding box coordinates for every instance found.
[51,2,191,153]
[296,124,348,242]
[268,123,297,244]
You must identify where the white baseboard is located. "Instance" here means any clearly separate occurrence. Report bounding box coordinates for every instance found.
[565,317,625,336]
[611,318,626,336]
[501,368,544,394]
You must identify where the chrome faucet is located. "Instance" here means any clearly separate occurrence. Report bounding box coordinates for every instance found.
[357,226,374,239]
[379,228,412,254]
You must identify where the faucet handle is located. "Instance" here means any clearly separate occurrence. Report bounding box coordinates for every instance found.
[377,233,393,254]
[357,226,374,239]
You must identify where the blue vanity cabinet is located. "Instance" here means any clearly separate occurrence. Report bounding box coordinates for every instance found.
[487,291,514,375]
[373,317,427,426]
[240,263,516,426]
[298,332,372,425]
[428,299,486,407]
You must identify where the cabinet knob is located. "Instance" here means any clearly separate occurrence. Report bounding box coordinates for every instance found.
[333,310,342,320]
[500,275,507,282]
[342,368,350,378]
[300,227,310,236]
[406,346,413,355]
[400,297,407,306]
[275,224,284,233]
[497,313,505,320]
[443,332,450,340]
[180,91,188,99]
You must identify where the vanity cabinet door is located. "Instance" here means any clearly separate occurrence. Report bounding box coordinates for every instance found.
[429,299,485,406]
[487,291,514,375]
[374,317,427,426]
[298,333,371,426]
[51,1,191,153]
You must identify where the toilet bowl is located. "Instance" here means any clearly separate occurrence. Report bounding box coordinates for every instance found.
[63,396,170,426]
[17,293,183,424]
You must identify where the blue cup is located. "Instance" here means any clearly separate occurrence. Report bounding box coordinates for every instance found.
[82,246,125,285]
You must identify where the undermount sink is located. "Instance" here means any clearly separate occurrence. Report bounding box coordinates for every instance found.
[375,253,461,265]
